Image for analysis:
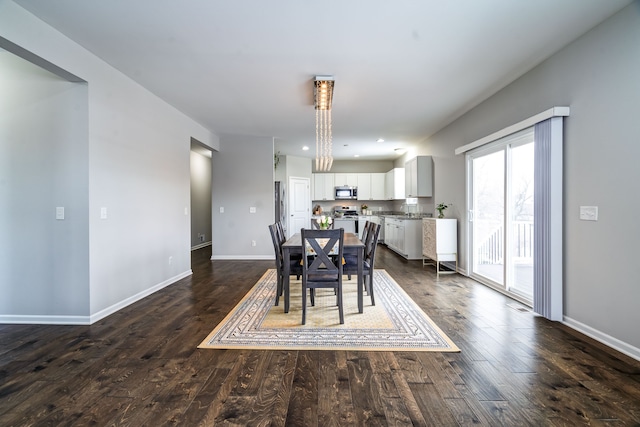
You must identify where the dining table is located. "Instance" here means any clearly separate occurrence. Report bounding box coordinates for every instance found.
[281,231,365,314]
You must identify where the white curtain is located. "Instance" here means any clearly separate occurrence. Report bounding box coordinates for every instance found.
[533,117,564,321]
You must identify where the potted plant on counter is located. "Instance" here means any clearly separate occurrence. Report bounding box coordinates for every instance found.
[436,203,450,218]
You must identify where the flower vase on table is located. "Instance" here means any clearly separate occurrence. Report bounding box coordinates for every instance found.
[319,215,332,229]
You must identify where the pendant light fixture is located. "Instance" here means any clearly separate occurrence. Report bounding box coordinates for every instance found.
[314,76,334,171]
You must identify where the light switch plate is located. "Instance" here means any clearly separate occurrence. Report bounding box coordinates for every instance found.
[56,206,65,220]
[220,207,224,213]
[579,206,598,221]
[250,207,256,214]
[100,207,108,219]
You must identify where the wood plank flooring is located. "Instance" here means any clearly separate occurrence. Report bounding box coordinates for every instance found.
[1,245,639,426]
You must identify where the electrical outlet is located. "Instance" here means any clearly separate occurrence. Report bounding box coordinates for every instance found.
[251,240,256,247]
[56,206,65,220]
[579,206,598,221]
[220,207,224,213]
[168,256,173,265]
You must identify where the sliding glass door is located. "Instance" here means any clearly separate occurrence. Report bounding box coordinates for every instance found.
[468,128,534,303]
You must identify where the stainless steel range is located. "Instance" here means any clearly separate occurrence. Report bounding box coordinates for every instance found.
[333,205,359,234]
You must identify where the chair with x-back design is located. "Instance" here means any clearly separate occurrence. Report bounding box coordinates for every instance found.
[300,228,344,325]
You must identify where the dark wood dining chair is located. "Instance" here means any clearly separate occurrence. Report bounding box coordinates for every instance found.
[360,220,371,244]
[343,222,380,306]
[300,228,344,325]
[269,224,302,307]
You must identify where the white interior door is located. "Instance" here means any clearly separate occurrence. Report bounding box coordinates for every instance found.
[288,177,310,238]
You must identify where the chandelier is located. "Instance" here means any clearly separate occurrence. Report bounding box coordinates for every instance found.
[314,76,334,171]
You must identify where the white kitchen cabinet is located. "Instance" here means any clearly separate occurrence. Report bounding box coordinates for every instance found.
[356,173,371,200]
[357,173,386,200]
[405,156,433,197]
[384,217,422,259]
[334,173,358,187]
[370,173,386,200]
[312,173,334,200]
[422,218,457,275]
[385,168,405,200]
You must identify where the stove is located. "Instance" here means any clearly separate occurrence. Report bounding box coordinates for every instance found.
[334,205,359,218]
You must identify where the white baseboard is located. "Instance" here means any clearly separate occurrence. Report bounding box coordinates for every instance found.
[0,270,193,326]
[0,314,90,325]
[563,316,640,362]
[211,255,274,260]
[191,241,212,251]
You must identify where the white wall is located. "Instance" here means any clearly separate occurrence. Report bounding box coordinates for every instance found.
[284,155,312,180]
[211,134,274,259]
[1,1,218,323]
[0,51,89,318]
[418,3,640,354]
[321,159,394,173]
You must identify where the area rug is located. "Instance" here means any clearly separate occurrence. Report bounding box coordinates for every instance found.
[198,269,459,352]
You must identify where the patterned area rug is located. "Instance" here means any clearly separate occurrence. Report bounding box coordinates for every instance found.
[198,269,459,352]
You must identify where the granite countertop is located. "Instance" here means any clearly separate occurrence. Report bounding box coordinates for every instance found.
[376,213,434,220]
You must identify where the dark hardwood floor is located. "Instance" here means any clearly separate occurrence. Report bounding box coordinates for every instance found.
[1,245,640,426]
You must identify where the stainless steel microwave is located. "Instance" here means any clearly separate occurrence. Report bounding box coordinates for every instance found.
[335,186,358,200]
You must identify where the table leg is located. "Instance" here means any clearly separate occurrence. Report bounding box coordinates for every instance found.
[282,246,291,313]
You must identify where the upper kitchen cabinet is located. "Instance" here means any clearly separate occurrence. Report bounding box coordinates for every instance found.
[405,156,433,197]
[357,173,386,200]
[385,168,405,200]
[312,173,335,201]
[334,173,358,187]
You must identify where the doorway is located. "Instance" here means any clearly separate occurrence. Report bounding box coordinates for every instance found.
[468,127,534,303]
[190,139,212,259]
[288,176,310,238]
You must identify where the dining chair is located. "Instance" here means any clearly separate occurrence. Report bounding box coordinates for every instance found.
[275,221,286,241]
[300,228,344,325]
[343,222,380,306]
[360,220,371,244]
[268,224,302,307]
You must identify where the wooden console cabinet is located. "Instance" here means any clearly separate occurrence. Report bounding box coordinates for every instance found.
[422,218,457,275]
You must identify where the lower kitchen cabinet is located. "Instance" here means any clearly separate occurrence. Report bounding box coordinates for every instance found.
[384,217,422,259]
[334,218,356,234]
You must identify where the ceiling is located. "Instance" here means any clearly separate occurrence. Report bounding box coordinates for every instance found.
[14,0,632,160]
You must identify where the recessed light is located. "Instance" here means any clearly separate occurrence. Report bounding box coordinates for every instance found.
[354,154,360,158]
[302,146,309,151]
[376,138,384,143]
[394,148,406,154]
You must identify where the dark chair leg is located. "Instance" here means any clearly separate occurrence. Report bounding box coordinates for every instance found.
[337,286,344,324]
[275,274,282,306]
[302,284,307,325]
[369,274,375,306]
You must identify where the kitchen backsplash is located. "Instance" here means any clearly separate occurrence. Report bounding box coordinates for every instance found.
[312,199,435,217]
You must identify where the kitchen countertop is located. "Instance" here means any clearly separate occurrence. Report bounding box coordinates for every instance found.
[312,214,433,221]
